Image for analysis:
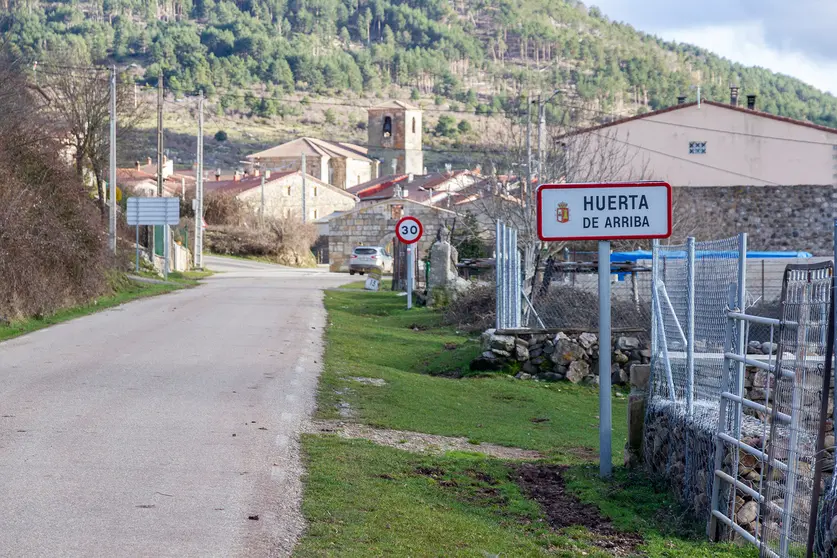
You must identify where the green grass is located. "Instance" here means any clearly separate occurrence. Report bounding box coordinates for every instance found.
[317,289,624,459]
[296,436,605,558]
[0,272,191,342]
[300,288,757,557]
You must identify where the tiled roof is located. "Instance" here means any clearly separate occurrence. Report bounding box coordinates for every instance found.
[247,137,371,162]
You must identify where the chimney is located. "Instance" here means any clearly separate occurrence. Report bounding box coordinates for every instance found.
[403,189,409,197]
[747,94,756,110]
[730,85,740,106]
[135,161,141,170]
[215,168,221,181]
[265,170,271,179]
[147,156,152,166]
[233,172,240,182]
[677,95,686,105]
[408,173,414,183]
[254,169,260,177]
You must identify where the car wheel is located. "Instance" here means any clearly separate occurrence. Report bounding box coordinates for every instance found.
[359,271,365,275]
[349,270,355,275]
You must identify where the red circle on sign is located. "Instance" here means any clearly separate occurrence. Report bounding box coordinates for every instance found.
[395,216,423,244]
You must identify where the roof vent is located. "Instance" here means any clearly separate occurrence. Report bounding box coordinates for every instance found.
[747,94,756,110]
[730,85,740,106]
[408,173,414,183]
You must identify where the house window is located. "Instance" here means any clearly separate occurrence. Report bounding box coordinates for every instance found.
[411,117,416,134]
[383,116,392,138]
[689,141,706,155]
[391,204,403,220]
[312,209,318,220]
[313,186,318,197]
[286,186,292,196]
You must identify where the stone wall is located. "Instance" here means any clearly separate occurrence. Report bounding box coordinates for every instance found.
[676,185,837,255]
[474,329,650,386]
[328,199,455,272]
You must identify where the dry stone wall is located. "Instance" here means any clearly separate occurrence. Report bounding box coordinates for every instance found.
[474,329,650,385]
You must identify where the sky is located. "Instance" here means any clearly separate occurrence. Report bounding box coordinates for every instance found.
[588,0,837,95]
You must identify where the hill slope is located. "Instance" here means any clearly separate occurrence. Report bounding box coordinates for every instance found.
[4,0,837,131]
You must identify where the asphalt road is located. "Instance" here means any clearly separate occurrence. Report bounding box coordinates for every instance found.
[0,256,351,557]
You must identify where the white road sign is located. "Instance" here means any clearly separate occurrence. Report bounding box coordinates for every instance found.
[126,197,181,226]
[537,182,672,241]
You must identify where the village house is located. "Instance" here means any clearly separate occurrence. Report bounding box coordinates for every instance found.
[204,169,358,222]
[116,156,196,197]
[346,170,478,208]
[245,137,374,190]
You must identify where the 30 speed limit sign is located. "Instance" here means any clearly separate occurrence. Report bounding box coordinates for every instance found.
[395,216,423,244]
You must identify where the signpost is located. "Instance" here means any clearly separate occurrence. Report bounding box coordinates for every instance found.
[537,181,672,478]
[126,197,181,280]
[395,216,423,309]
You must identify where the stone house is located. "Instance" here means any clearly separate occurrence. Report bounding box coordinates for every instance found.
[347,170,478,208]
[245,137,374,190]
[328,198,455,272]
[205,170,358,222]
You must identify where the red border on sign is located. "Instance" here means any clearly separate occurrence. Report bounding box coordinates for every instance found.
[536,181,672,242]
[395,216,423,244]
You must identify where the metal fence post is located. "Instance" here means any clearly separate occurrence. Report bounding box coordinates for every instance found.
[512,228,520,328]
[599,240,612,478]
[495,221,502,330]
[686,237,696,416]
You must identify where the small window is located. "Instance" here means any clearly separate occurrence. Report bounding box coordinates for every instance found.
[313,186,318,197]
[357,175,361,185]
[286,186,292,196]
[391,204,403,220]
[312,209,318,220]
[689,141,706,155]
[383,116,392,138]
[411,117,416,134]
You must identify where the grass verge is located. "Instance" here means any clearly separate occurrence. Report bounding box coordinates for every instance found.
[299,288,757,557]
[0,272,195,342]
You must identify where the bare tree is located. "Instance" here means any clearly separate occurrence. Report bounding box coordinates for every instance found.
[37,54,145,216]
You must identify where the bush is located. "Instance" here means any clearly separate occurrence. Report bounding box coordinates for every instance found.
[204,215,319,268]
[214,130,228,142]
[457,119,472,134]
[324,108,337,125]
[435,114,458,137]
[442,283,495,333]
[203,192,247,225]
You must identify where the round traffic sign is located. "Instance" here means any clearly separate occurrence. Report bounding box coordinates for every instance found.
[395,216,423,244]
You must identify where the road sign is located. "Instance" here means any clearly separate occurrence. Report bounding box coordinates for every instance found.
[395,216,423,245]
[537,181,672,242]
[364,268,382,292]
[126,196,181,226]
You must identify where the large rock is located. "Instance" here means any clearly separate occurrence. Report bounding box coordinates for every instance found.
[737,501,758,525]
[470,351,504,371]
[761,342,778,355]
[515,344,530,362]
[617,336,641,350]
[550,338,587,365]
[490,334,515,353]
[566,360,591,383]
[480,329,496,350]
[578,332,598,350]
[613,351,630,364]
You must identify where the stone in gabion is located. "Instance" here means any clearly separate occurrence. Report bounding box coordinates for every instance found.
[617,336,641,350]
[567,360,590,383]
[578,332,598,350]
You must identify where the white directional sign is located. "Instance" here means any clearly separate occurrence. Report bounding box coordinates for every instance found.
[126,197,181,226]
[537,182,672,242]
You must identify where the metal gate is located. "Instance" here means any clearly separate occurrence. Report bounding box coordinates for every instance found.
[708,261,834,558]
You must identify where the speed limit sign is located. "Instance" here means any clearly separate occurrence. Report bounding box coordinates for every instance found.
[395,216,423,244]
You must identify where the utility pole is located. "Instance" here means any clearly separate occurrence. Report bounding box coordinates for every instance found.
[194,91,204,269]
[301,153,307,223]
[260,171,265,228]
[108,66,117,253]
[525,91,532,208]
[153,74,163,269]
[537,92,544,193]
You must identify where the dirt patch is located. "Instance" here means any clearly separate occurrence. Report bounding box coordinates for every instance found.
[304,420,543,460]
[567,446,599,461]
[514,464,643,556]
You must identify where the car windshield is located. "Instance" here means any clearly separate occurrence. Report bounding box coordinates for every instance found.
[354,248,377,255]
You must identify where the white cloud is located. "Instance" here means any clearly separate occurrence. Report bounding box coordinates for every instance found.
[663,22,837,95]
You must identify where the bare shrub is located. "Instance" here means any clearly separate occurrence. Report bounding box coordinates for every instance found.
[204,192,247,226]
[443,282,496,333]
[203,215,319,268]
[266,216,318,267]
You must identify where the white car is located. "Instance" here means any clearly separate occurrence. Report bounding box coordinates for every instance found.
[349,246,393,275]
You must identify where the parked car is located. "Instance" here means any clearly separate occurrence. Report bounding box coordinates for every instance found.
[349,246,393,274]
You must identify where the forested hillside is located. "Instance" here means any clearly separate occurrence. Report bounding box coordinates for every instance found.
[4,0,837,128]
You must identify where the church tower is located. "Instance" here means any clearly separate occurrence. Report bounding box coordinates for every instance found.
[367,100,423,176]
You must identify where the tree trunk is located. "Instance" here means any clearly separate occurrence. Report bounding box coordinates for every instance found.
[95,174,106,216]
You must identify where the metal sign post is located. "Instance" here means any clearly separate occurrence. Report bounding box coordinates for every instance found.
[126,197,181,280]
[537,181,672,478]
[395,216,423,309]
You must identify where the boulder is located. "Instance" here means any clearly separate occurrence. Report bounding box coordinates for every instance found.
[515,337,530,348]
[747,340,763,354]
[578,332,598,350]
[529,348,543,359]
[480,329,496,350]
[566,360,590,383]
[551,338,587,365]
[617,336,641,350]
[761,342,778,355]
[736,501,758,525]
[515,372,533,380]
[539,372,563,382]
[613,351,630,364]
[490,348,512,358]
[490,334,515,353]
[522,361,539,375]
[640,349,652,359]
[515,344,530,362]
[543,341,555,355]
